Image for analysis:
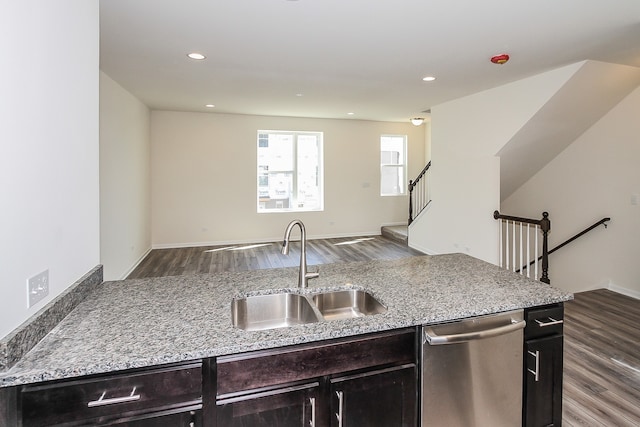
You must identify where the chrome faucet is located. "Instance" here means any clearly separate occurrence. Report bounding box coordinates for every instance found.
[281,220,319,288]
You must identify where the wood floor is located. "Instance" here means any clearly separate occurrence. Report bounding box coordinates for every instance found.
[562,289,640,426]
[127,235,423,279]
[128,237,640,426]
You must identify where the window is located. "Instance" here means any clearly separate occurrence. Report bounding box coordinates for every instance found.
[257,130,323,212]
[380,135,407,196]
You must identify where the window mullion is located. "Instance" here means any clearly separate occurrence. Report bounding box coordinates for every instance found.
[291,133,298,208]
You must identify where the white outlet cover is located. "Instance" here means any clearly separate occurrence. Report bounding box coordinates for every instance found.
[28,269,49,308]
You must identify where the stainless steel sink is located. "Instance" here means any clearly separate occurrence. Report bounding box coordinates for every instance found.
[312,290,387,321]
[232,289,387,330]
[232,293,321,331]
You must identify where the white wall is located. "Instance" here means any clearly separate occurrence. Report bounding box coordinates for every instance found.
[100,72,151,280]
[423,121,432,163]
[409,63,581,263]
[151,111,425,246]
[501,86,640,296]
[0,1,100,340]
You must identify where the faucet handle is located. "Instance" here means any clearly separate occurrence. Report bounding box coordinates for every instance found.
[306,266,320,280]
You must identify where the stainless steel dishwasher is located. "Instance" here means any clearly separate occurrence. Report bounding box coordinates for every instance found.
[421,309,526,427]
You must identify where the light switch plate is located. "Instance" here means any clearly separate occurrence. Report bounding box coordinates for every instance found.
[28,269,49,308]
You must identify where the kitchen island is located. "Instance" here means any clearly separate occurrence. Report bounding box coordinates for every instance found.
[0,253,572,426]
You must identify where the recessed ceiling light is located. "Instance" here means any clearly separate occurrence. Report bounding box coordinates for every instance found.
[205,104,215,108]
[187,52,206,60]
[422,76,436,82]
[347,112,355,115]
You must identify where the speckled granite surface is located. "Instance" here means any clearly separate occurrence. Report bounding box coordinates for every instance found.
[0,254,572,387]
[0,266,103,372]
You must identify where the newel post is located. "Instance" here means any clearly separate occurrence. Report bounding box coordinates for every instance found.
[540,212,551,284]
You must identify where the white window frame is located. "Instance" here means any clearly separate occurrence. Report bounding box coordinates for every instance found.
[257,130,324,213]
[380,134,407,196]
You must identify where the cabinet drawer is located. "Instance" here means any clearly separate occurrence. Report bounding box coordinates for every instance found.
[20,362,202,427]
[217,328,416,396]
[525,304,564,339]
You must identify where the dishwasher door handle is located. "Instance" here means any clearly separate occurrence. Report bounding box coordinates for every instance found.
[424,319,526,345]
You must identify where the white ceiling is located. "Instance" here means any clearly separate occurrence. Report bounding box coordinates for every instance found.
[99,0,640,123]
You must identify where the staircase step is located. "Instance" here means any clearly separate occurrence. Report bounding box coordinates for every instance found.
[381,225,408,245]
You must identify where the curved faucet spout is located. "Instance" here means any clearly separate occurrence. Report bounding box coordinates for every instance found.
[281,220,319,288]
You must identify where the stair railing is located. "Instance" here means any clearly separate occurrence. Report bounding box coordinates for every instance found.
[493,211,551,283]
[521,217,610,272]
[494,211,611,285]
[408,161,431,225]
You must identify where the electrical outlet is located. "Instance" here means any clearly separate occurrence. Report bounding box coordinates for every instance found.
[28,269,49,308]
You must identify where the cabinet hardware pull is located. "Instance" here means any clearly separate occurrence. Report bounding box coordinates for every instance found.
[535,317,563,327]
[335,390,344,427]
[87,386,141,407]
[527,350,540,382]
[309,397,316,427]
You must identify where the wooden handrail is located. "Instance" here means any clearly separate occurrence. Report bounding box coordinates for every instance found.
[493,210,550,228]
[520,217,610,272]
[408,161,431,192]
[408,161,431,224]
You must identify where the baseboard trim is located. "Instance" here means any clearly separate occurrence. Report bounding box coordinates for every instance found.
[608,284,640,300]
[120,247,153,280]
[408,242,438,255]
[151,231,385,250]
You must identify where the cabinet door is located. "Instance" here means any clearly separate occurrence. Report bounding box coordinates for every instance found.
[524,335,563,427]
[330,364,416,427]
[217,382,320,427]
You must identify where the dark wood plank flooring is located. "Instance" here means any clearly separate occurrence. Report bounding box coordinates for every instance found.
[127,238,640,425]
[563,289,640,426]
[127,235,423,279]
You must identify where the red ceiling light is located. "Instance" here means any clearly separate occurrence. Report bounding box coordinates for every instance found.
[490,54,510,64]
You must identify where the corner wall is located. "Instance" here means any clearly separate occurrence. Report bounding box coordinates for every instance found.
[501,86,640,295]
[151,112,425,246]
[409,64,581,263]
[99,72,151,280]
[0,1,100,340]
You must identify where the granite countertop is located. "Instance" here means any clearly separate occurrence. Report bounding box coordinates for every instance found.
[0,254,572,387]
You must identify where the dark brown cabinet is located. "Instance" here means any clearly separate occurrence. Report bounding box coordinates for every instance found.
[212,328,418,427]
[105,409,201,426]
[523,304,564,427]
[216,381,320,426]
[330,364,416,427]
[16,361,203,427]
[3,330,416,427]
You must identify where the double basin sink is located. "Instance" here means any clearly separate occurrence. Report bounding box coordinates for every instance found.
[232,289,387,331]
